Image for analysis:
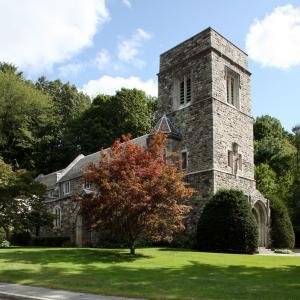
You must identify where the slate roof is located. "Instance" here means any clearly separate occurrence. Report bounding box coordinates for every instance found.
[36,169,64,190]
[58,151,101,182]
[37,134,150,186]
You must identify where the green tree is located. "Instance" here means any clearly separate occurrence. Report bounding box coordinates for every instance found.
[0,72,56,171]
[254,115,286,141]
[36,77,90,123]
[34,77,91,173]
[0,62,23,77]
[67,89,157,155]
[255,163,277,199]
[254,116,300,247]
[270,197,295,249]
[197,189,258,254]
[0,158,47,239]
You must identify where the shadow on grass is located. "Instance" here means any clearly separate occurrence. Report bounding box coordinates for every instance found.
[1,248,300,299]
[0,248,151,265]
[0,259,300,300]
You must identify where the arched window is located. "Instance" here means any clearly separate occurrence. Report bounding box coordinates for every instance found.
[53,206,61,228]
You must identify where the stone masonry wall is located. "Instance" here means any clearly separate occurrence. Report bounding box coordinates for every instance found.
[158,51,214,173]
[211,33,255,191]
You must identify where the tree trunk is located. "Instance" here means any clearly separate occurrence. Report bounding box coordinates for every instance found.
[35,226,40,237]
[4,227,10,241]
[130,242,135,255]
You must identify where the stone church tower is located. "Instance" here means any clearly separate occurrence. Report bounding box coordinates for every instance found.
[37,27,270,248]
[157,27,270,247]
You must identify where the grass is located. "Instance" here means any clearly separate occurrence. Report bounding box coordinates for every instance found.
[0,248,299,299]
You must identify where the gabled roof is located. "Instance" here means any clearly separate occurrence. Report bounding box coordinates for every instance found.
[152,114,182,140]
[37,134,150,185]
[35,169,64,190]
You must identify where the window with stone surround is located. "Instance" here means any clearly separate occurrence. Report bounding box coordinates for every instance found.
[181,150,188,170]
[53,206,61,228]
[84,179,91,189]
[225,67,240,108]
[177,75,192,107]
[48,190,54,198]
[63,181,70,195]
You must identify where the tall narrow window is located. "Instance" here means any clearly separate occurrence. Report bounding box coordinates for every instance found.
[178,75,192,106]
[53,206,61,228]
[228,150,233,167]
[226,68,239,108]
[84,179,91,189]
[186,78,191,102]
[63,181,70,194]
[181,150,188,170]
[180,81,185,104]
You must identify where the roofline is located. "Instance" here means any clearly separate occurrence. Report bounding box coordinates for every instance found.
[160,27,248,58]
[41,133,151,183]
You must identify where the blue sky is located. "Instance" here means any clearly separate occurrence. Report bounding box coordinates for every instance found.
[0,0,299,131]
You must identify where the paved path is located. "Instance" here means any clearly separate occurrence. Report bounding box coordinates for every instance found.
[257,247,300,256]
[0,283,143,300]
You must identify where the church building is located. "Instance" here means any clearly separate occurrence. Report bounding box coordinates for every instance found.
[37,27,271,248]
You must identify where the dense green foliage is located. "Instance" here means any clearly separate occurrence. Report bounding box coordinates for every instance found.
[197,189,258,254]
[34,76,91,173]
[0,72,56,171]
[254,115,300,246]
[0,248,300,299]
[67,89,156,155]
[270,197,295,248]
[0,158,52,238]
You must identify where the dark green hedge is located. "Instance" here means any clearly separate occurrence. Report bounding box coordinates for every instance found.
[11,230,32,246]
[11,231,70,247]
[270,197,295,249]
[33,236,70,247]
[197,189,258,254]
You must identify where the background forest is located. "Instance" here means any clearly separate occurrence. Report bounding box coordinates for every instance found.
[0,62,299,246]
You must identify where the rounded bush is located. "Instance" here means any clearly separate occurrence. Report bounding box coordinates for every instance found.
[197,189,258,254]
[0,239,10,248]
[270,197,295,249]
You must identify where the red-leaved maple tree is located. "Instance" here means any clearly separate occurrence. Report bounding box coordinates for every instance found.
[75,133,193,254]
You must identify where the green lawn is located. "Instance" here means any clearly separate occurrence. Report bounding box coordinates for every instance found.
[0,248,299,299]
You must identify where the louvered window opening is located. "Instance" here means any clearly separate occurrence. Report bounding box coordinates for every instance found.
[179,76,192,105]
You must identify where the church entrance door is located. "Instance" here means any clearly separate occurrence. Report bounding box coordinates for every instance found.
[252,202,267,247]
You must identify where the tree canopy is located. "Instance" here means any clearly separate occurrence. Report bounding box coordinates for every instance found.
[0,158,49,238]
[66,88,157,156]
[75,133,193,254]
[0,72,56,171]
[254,115,300,246]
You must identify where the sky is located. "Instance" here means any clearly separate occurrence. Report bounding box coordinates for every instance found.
[0,0,299,131]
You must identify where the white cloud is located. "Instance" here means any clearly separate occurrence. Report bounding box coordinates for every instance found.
[0,0,109,73]
[95,49,111,69]
[58,63,83,78]
[246,5,300,69]
[82,75,157,97]
[122,0,131,8]
[117,28,151,67]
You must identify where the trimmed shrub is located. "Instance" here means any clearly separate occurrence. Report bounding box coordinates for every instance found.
[11,230,32,246]
[197,189,258,254]
[270,197,295,249]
